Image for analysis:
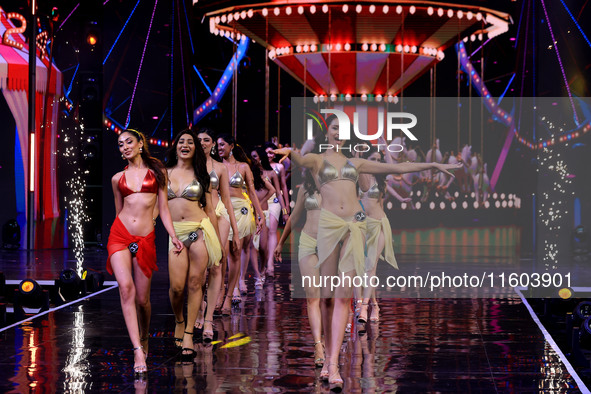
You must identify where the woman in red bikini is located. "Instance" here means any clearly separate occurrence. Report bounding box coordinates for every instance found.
[107,129,183,376]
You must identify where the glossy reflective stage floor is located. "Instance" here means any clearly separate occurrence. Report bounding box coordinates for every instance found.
[0,248,586,393]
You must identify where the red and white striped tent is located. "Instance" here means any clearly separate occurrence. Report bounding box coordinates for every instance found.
[0,7,63,248]
[206,1,510,96]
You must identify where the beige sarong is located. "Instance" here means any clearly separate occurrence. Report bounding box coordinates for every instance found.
[252,210,270,250]
[365,216,398,271]
[215,199,230,222]
[298,231,317,262]
[228,196,256,240]
[267,193,282,222]
[169,218,222,268]
[316,209,367,276]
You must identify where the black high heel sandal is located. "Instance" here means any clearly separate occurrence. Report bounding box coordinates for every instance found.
[180,331,197,361]
[174,319,185,348]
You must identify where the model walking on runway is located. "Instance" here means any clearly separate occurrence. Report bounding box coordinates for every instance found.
[107,129,183,375]
[165,130,223,356]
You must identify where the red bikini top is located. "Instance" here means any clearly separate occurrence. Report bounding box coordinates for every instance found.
[118,168,159,197]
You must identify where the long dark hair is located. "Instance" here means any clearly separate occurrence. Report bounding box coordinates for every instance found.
[197,127,222,162]
[218,134,251,165]
[164,129,210,207]
[250,160,267,191]
[302,168,317,196]
[253,146,273,171]
[122,129,166,189]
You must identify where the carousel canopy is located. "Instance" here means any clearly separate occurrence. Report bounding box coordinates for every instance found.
[204,1,511,96]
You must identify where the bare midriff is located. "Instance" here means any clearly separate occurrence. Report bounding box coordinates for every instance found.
[168,197,207,223]
[360,196,386,220]
[319,180,362,217]
[118,193,157,236]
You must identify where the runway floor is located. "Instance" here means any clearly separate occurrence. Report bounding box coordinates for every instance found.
[0,248,586,393]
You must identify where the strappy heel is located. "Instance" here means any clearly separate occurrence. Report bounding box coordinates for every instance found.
[239,280,248,295]
[195,301,206,331]
[174,319,185,348]
[203,319,214,343]
[140,336,149,357]
[254,277,264,289]
[232,287,242,305]
[370,302,380,322]
[133,346,147,376]
[327,362,343,392]
[314,340,325,368]
[180,331,197,361]
[320,363,329,380]
[357,302,369,324]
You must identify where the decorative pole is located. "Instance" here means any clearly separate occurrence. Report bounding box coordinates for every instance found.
[27,0,37,249]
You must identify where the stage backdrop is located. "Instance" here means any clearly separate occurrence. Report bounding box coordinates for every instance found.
[0,7,63,248]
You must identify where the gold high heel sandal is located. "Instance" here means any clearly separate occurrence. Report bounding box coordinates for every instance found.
[314,340,325,368]
[327,362,343,392]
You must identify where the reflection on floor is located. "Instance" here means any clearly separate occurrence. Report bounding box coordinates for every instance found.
[0,249,585,392]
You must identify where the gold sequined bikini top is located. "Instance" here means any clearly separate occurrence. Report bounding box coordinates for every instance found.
[209,169,219,190]
[318,159,358,187]
[229,170,245,188]
[167,179,203,201]
[362,183,380,199]
[304,192,321,210]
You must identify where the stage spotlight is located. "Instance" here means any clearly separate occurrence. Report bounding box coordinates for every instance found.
[57,269,84,302]
[15,279,50,312]
[83,270,104,293]
[87,34,97,45]
[2,219,20,249]
[574,301,591,322]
